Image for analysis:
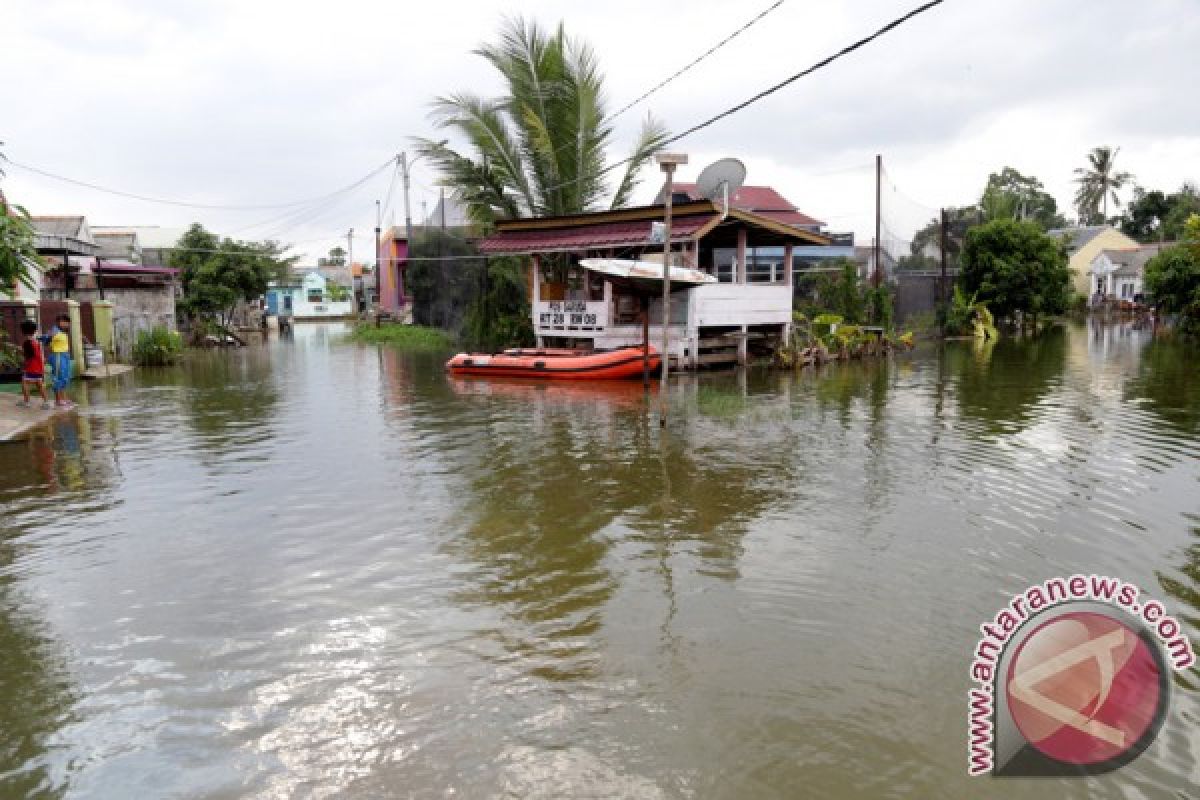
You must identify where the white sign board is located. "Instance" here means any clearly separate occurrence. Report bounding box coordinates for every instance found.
[536,300,607,330]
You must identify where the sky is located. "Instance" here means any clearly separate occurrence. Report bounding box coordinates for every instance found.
[2,0,1198,264]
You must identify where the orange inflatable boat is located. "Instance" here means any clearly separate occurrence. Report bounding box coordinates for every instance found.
[445,345,660,381]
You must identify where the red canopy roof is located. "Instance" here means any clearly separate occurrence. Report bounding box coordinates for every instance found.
[668,183,824,227]
[480,213,716,255]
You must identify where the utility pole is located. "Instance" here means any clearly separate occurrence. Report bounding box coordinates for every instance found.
[372,199,380,316]
[347,229,354,301]
[874,153,883,288]
[939,207,949,335]
[655,152,688,427]
[401,152,414,254]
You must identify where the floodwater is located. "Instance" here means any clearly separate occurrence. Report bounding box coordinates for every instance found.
[0,321,1197,799]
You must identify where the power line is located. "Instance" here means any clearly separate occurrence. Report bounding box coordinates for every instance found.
[3,154,395,211]
[609,0,787,120]
[662,0,948,147]
[538,0,950,200]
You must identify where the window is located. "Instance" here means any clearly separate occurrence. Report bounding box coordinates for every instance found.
[713,248,736,283]
[747,247,785,284]
[307,289,323,303]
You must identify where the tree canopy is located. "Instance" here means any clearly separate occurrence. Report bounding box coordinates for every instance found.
[1144,214,1200,332]
[1119,183,1200,242]
[170,223,296,330]
[318,246,346,267]
[413,17,670,226]
[980,167,1067,229]
[959,219,1070,322]
[0,147,42,293]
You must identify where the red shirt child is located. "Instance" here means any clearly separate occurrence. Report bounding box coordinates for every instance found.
[17,319,50,409]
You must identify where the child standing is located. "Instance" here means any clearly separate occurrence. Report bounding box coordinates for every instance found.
[48,313,74,409]
[16,318,51,409]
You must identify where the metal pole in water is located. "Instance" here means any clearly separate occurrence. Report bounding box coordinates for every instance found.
[655,152,687,427]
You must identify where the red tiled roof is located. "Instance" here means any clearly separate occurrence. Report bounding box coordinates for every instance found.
[669,183,824,227]
[480,214,717,254]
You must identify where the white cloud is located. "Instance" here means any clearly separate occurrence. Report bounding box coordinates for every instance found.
[2,0,1197,262]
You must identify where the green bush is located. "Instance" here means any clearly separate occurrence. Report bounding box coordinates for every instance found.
[349,323,455,351]
[133,326,184,366]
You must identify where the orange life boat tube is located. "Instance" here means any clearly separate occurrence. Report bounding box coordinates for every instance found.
[445,345,660,381]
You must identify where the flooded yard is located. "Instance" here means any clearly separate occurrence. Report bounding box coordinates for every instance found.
[0,321,1196,798]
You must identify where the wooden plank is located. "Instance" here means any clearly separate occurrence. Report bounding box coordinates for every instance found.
[695,351,740,365]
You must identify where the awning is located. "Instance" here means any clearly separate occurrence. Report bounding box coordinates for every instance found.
[579,258,716,294]
[480,213,717,255]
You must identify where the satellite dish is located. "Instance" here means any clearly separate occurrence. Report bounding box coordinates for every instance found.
[695,158,747,220]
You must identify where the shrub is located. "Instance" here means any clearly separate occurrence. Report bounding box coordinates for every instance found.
[133,326,183,366]
[349,323,455,351]
[0,328,23,370]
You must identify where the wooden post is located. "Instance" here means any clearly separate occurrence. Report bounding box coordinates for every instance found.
[642,296,650,388]
[531,254,543,348]
[736,229,747,284]
[939,207,949,335]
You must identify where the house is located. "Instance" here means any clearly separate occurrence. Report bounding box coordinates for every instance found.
[478,199,831,367]
[658,182,856,286]
[91,226,188,267]
[1088,243,1172,301]
[376,227,410,319]
[1048,225,1139,297]
[93,230,142,264]
[266,270,354,320]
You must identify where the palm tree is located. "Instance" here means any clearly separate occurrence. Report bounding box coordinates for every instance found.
[1073,146,1133,225]
[413,18,670,226]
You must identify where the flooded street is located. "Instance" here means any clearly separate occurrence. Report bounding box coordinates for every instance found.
[1,321,1197,798]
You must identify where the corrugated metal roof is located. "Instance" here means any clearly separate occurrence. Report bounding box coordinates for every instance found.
[1048,225,1109,251]
[481,214,717,254]
[31,216,88,238]
[659,183,824,227]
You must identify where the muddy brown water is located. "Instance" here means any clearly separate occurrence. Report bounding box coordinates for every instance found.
[0,321,1196,798]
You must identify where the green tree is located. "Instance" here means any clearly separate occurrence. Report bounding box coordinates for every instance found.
[1120,184,1200,242]
[413,17,670,226]
[959,219,1071,325]
[1143,214,1200,332]
[318,246,346,267]
[0,147,42,293]
[980,167,1066,229]
[171,224,296,332]
[1073,145,1134,225]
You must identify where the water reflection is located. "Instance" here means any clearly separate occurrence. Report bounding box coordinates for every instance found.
[949,327,1068,436]
[1127,338,1200,435]
[0,322,1196,798]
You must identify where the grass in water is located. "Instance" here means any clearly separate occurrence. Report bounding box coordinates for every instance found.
[349,324,455,351]
[695,384,747,418]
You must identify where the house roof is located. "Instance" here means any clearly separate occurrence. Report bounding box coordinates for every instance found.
[1092,243,1172,276]
[95,260,176,276]
[1048,225,1110,252]
[31,216,89,238]
[91,225,188,249]
[479,200,830,255]
[31,216,99,255]
[656,183,825,228]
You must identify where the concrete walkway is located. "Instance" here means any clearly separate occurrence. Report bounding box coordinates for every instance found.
[0,398,73,442]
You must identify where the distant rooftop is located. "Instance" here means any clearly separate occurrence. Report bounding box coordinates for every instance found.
[1047,225,1111,252]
